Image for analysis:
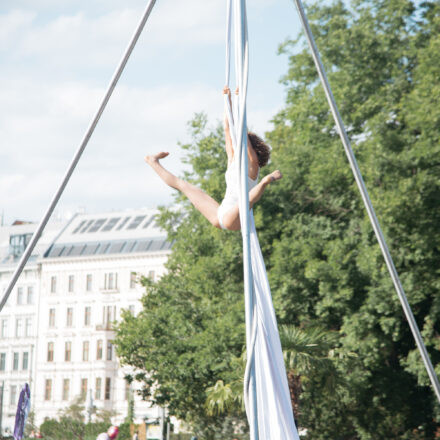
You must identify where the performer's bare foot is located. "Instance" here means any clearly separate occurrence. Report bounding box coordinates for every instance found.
[145,152,169,166]
[262,170,282,185]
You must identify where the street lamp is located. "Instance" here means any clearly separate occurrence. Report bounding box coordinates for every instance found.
[0,381,4,436]
[85,388,94,423]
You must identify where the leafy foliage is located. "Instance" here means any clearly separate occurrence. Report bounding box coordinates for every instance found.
[266,0,440,437]
[115,115,248,439]
[205,379,242,416]
[115,1,440,438]
[38,398,116,440]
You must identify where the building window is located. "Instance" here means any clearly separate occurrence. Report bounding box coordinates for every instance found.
[130,272,137,289]
[10,385,17,405]
[47,342,54,362]
[65,341,71,362]
[22,352,29,370]
[0,353,6,371]
[95,378,102,400]
[45,379,52,401]
[103,305,115,326]
[50,276,57,293]
[9,233,32,259]
[86,274,92,292]
[62,379,70,401]
[96,340,103,360]
[17,287,24,305]
[15,318,22,337]
[105,378,111,400]
[68,275,74,293]
[25,318,32,337]
[110,273,117,289]
[82,341,89,361]
[13,352,19,371]
[106,342,113,361]
[80,378,88,400]
[148,270,155,281]
[27,286,34,304]
[49,308,55,328]
[128,305,135,316]
[104,272,118,290]
[84,307,91,326]
[1,319,8,338]
[66,308,73,327]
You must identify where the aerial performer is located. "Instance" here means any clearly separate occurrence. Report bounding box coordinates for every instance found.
[145,87,282,231]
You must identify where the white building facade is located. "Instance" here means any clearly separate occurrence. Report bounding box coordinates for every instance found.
[0,220,64,435]
[0,209,171,434]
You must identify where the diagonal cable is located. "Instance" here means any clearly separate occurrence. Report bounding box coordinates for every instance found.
[0,0,158,313]
[292,0,440,403]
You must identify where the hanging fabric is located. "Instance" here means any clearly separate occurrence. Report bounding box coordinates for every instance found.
[13,383,31,440]
[224,1,300,438]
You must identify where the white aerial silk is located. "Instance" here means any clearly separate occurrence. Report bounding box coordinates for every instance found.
[225,1,300,439]
[249,218,300,439]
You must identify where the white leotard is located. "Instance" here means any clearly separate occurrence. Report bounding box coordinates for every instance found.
[218,161,259,229]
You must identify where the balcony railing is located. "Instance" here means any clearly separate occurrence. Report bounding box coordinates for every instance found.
[99,287,120,294]
[95,323,114,331]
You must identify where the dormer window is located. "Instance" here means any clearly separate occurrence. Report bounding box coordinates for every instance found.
[9,234,32,258]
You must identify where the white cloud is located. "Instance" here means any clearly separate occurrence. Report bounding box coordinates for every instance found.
[0,10,36,49]
[0,0,297,223]
[0,0,224,72]
[0,75,223,222]
[147,0,224,46]
[0,174,26,193]
[18,9,141,68]
[0,77,221,155]
[0,72,275,223]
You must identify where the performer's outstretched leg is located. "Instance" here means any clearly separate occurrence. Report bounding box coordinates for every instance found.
[145,152,221,228]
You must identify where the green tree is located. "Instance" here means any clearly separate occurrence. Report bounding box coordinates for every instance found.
[205,325,349,420]
[39,417,84,440]
[125,388,135,424]
[39,398,111,440]
[24,410,37,438]
[115,115,248,439]
[118,422,131,440]
[266,0,440,437]
[116,0,440,438]
[279,325,353,419]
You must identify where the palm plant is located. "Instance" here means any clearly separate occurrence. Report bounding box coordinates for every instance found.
[205,379,242,415]
[205,325,353,418]
[279,325,341,418]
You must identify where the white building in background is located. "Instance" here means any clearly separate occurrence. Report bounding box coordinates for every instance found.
[0,208,172,433]
[0,220,64,435]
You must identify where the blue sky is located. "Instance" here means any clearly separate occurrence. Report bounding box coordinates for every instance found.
[0,0,301,224]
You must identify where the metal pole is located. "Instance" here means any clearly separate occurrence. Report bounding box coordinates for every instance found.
[292,0,440,403]
[29,344,34,391]
[160,407,165,440]
[86,388,94,423]
[0,0,158,314]
[0,381,3,436]
[166,422,170,440]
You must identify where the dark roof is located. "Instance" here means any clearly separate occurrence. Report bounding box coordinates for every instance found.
[44,237,172,259]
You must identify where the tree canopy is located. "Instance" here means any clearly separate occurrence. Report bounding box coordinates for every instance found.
[115,1,440,438]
